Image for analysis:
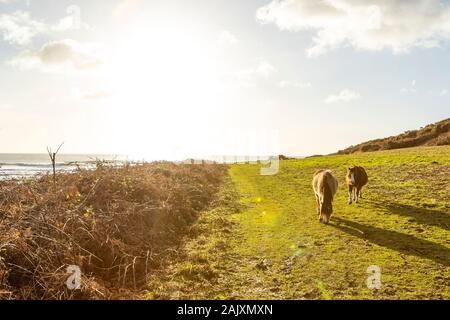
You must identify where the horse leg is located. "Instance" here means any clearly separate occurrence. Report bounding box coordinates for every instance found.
[315,195,320,215]
[355,187,360,203]
[348,186,353,204]
[359,188,363,199]
[317,195,324,222]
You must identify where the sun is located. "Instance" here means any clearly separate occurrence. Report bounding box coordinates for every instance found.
[99,20,221,159]
[107,20,219,102]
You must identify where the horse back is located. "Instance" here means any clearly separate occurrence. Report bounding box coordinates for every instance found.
[355,166,369,186]
[324,171,338,196]
[313,170,338,196]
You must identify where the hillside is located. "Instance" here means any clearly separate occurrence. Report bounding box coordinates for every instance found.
[337,118,450,155]
[149,146,450,300]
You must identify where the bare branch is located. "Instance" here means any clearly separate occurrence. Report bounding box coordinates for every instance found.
[47,142,64,187]
[55,142,65,155]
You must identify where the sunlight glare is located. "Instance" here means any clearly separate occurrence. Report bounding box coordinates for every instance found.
[102,20,221,160]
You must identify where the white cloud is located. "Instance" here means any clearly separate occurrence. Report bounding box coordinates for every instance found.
[71,87,112,100]
[256,60,276,78]
[52,15,78,32]
[325,89,360,104]
[256,0,450,57]
[400,80,417,94]
[224,60,277,88]
[440,89,448,96]
[0,9,89,46]
[0,11,46,45]
[279,80,311,89]
[9,39,102,72]
[218,30,238,47]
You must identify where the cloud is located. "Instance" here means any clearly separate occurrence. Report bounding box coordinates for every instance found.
[218,30,238,47]
[71,87,112,100]
[9,39,102,72]
[325,89,360,104]
[52,15,78,32]
[255,60,276,78]
[400,80,417,94]
[225,60,277,87]
[256,0,450,57]
[440,89,448,96]
[52,6,90,32]
[279,80,311,89]
[0,9,89,47]
[0,11,46,45]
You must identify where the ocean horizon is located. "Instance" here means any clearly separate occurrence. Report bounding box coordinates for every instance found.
[0,153,124,180]
[0,153,296,180]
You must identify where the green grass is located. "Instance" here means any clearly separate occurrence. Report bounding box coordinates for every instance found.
[147,146,450,300]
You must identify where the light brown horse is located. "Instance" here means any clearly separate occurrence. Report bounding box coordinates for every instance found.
[312,170,338,224]
[346,166,369,204]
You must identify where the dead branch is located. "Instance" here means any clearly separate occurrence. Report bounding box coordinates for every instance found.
[47,142,64,186]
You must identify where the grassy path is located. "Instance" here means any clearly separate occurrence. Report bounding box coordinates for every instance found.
[148,146,450,300]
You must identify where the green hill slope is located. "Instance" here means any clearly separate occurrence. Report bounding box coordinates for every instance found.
[148,146,450,300]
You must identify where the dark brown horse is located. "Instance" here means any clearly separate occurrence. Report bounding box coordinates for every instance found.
[346,166,368,204]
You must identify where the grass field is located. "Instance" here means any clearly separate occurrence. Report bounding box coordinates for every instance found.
[148,146,450,300]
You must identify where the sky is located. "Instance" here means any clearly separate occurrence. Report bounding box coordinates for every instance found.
[0,0,449,159]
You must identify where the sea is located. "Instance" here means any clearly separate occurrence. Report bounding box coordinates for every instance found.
[0,154,297,180]
[0,154,125,180]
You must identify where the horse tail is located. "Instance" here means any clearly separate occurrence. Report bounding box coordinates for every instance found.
[322,174,334,214]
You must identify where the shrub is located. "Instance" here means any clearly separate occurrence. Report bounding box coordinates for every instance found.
[335,118,450,155]
[0,162,227,299]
